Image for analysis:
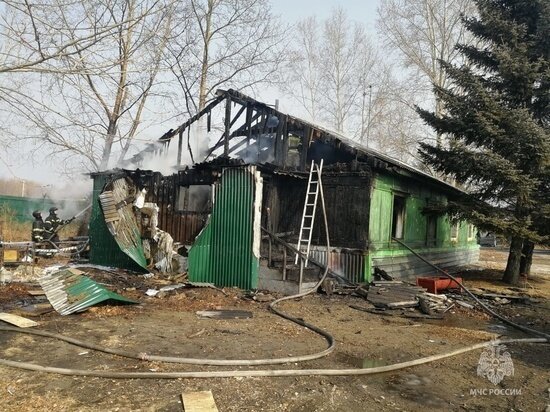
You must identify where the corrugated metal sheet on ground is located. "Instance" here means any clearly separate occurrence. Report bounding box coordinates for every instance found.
[188,166,262,290]
[38,268,137,315]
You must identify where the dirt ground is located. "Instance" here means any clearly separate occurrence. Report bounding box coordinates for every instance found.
[0,248,549,412]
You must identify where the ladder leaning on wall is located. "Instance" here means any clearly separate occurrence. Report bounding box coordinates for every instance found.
[295,159,324,268]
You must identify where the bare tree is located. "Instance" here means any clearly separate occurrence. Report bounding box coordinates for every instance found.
[0,0,174,172]
[284,8,378,135]
[1,0,130,74]
[377,0,476,146]
[167,0,287,116]
[283,16,323,122]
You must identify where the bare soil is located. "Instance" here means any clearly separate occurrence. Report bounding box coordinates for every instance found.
[0,248,549,412]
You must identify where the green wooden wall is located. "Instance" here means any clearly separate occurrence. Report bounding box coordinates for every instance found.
[365,173,479,281]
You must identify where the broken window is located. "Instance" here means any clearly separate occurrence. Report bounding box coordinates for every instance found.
[450,222,459,241]
[426,215,437,246]
[467,223,475,240]
[177,185,212,213]
[391,195,406,239]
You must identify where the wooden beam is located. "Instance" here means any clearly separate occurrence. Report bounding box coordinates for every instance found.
[282,116,289,168]
[300,126,311,171]
[204,105,251,160]
[177,128,184,166]
[223,95,232,155]
[246,104,253,148]
[273,114,284,165]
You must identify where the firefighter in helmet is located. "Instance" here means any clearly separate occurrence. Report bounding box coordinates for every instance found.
[43,207,73,244]
[31,210,45,242]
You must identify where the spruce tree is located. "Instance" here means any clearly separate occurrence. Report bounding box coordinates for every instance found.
[417,0,549,284]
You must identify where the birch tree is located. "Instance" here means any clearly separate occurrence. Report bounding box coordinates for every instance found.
[284,8,377,135]
[167,0,286,116]
[0,0,174,172]
[377,0,476,146]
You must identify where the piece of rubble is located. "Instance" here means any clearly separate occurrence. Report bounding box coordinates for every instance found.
[196,310,253,319]
[455,300,474,309]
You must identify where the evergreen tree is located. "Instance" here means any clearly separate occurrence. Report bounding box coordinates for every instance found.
[417,0,549,284]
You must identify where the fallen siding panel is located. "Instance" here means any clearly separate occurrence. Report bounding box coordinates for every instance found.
[89,174,146,272]
[99,178,147,269]
[39,268,137,315]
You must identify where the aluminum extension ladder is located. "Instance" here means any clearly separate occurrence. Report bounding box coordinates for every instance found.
[295,159,324,267]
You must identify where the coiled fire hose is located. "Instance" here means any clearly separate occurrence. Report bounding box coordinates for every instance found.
[0,171,547,379]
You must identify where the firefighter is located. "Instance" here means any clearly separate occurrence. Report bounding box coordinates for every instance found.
[31,210,45,242]
[44,207,73,244]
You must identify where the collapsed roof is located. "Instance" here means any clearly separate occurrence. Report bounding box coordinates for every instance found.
[129,89,459,194]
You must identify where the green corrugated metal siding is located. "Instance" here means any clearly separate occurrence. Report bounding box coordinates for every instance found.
[0,194,86,222]
[188,166,261,289]
[89,175,146,272]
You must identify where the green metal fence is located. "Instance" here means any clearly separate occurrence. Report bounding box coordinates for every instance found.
[0,194,86,222]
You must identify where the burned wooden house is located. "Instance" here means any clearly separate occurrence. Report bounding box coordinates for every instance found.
[89,89,479,292]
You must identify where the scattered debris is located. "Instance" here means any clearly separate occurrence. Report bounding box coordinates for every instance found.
[145,282,227,298]
[145,283,187,297]
[417,293,451,314]
[187,328,207,338]
[196,310,253,319]
[366,283,425,309]
[349,305,443,320]
[242,290,275,302]
[14,303,54,317]
[39,268,137,315]
[0,312,38,328]
[0,267,12,284]
[27,290,45,296]
[455,300,474,310]
[181,391,219,412]
[373,267,393,281]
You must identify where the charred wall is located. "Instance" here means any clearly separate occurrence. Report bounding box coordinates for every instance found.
[264,169,372,249]
[101,168,219,245]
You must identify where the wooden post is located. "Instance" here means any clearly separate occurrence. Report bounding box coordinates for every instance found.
[299,257,304,291]
[177,129,183,166]
[282,247,287,281]
[224,95,232,156]
[300,126,311,171]
[281,116,289,168]
[267,207,272,266]
[246,104,252,148]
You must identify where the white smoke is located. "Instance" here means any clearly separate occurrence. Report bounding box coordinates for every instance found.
[140,120,213,174]
[43,176,92,219]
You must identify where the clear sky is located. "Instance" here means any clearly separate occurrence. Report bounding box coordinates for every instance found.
[271,0,379,30]
[1,0,381,184]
